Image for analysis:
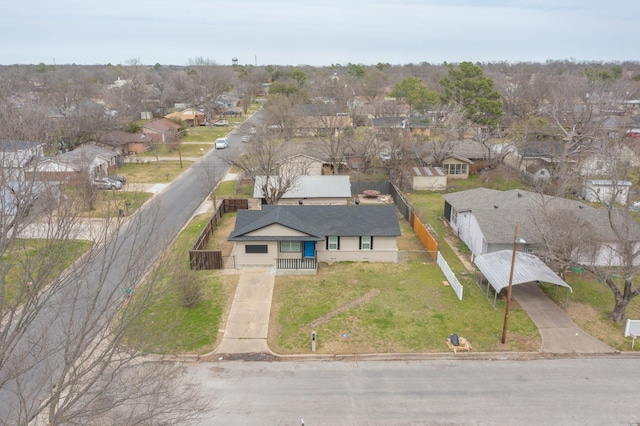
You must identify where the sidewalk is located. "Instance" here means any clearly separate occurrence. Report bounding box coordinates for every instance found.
[214,268,275,355]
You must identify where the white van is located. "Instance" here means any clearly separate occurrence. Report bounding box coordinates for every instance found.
[215,137,228,149]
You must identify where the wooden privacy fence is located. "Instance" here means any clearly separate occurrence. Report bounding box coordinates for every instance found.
[411,212,438,259]
[190,198,248,270]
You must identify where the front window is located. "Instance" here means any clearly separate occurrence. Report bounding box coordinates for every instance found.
[327,236,339,250]
[360,236,372,250]
[451,208,458,225]
[280,241,301,252]
[445,163,467,175]
[245,244,268,254]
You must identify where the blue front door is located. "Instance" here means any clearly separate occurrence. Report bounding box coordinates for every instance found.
[303,241,315,258]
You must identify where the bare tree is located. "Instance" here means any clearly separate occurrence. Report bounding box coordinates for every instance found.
[228,131,300,205]
[0,164,208,423]
[186,58,233,122]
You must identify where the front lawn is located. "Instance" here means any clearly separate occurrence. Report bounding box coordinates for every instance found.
[269,260,539,354]
[543,272,640,351]
[117,160,193,183]
[124,214,238,354]
[3,239,92,307]
[81,189,153,219]
[269,214,540,354]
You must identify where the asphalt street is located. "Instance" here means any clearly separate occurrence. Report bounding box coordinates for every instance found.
[0,111,264,422]
[187,357,640,425]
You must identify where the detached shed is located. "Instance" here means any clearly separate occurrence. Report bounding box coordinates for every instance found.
[474,250,572,307]
[410,166,447,191]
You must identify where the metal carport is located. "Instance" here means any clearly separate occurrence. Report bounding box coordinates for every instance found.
[474,250,572,307]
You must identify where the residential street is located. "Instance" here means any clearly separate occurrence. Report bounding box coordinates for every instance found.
[187,357,640,425]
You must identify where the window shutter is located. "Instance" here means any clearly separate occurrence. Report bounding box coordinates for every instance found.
[337,237,340,250]
[325,238,329,250]
[359,236,362,250]
[370,236,374,250]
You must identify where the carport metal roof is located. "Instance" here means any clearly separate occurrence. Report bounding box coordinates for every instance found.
[474,250,572,306]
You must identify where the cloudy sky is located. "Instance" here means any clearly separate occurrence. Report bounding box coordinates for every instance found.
[2,0,637,66]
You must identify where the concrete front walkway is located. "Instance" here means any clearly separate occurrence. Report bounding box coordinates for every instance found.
[513,283,615,354]
[215,268,275,354]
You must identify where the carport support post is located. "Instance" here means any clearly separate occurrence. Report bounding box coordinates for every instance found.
[501,223,519,344]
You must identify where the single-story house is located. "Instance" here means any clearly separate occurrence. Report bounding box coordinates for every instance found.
[164,108,205,127]
[0,140,45,169]
[30,145,118,181]
[582,180,632,206]
[422,140,488,173]
[98,131,150,155]
[277,154,325,176]
[142,118,182,144]
[442,188,640,267]
[254,175,352,205]
[410,166,447,191]
[228,204,401,271]
[442,155,474,179]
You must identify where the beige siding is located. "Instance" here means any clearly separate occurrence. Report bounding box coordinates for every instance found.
[234,242,278,267]
[317,236,398,263]
[277,197,349,205]
[247,224,309,237]
[412,176,447,191]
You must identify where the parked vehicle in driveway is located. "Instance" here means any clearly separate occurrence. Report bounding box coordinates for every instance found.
[215,138,229,149]
[241,135,251,143]
[213,120,229,127]
[109,175,127,184]
[92,177,123,190]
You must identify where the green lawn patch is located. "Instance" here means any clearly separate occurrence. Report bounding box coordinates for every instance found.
[117,160,193,183]
[3,239,92,307]
[270,260,539,354]
[124,214,237,355]
[82,190,153,218]
[543,271,640,351]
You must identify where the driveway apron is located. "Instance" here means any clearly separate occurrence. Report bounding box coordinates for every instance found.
[215,268,275,354]
[512,283,615,354]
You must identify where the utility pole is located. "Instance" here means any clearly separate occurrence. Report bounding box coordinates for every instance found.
[501,222,520,344]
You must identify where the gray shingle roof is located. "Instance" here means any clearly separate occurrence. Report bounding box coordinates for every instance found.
[443,188,640,244]
[229,205,401,241]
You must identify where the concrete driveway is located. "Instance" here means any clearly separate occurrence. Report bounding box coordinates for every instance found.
[214,268,275,354]
[513,283,615,354]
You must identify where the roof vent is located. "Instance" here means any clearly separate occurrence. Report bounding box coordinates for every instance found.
[494,205,498,209]
[517,193,522,198]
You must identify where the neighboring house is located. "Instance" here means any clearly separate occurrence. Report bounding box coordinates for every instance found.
[142,118,182,144]
[422,140,488,173]
[442,188,640,267]
[44,145,118,180]
[410,166,447,191]
[0,140,45,169]
[164,108,205,127]
[277,154,325,176]
[582,180,632,206]
[228,205,401,271]
[442,155,473,180]
[253,175,352,205]
[98,131,150,155]
[295,104,353,136]
[502,140,578,182]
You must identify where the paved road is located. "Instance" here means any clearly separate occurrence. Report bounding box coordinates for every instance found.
[0,110,265,422]
[188,357,640,425]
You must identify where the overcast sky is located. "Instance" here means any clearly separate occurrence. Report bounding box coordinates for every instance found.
[2,0,638,67]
